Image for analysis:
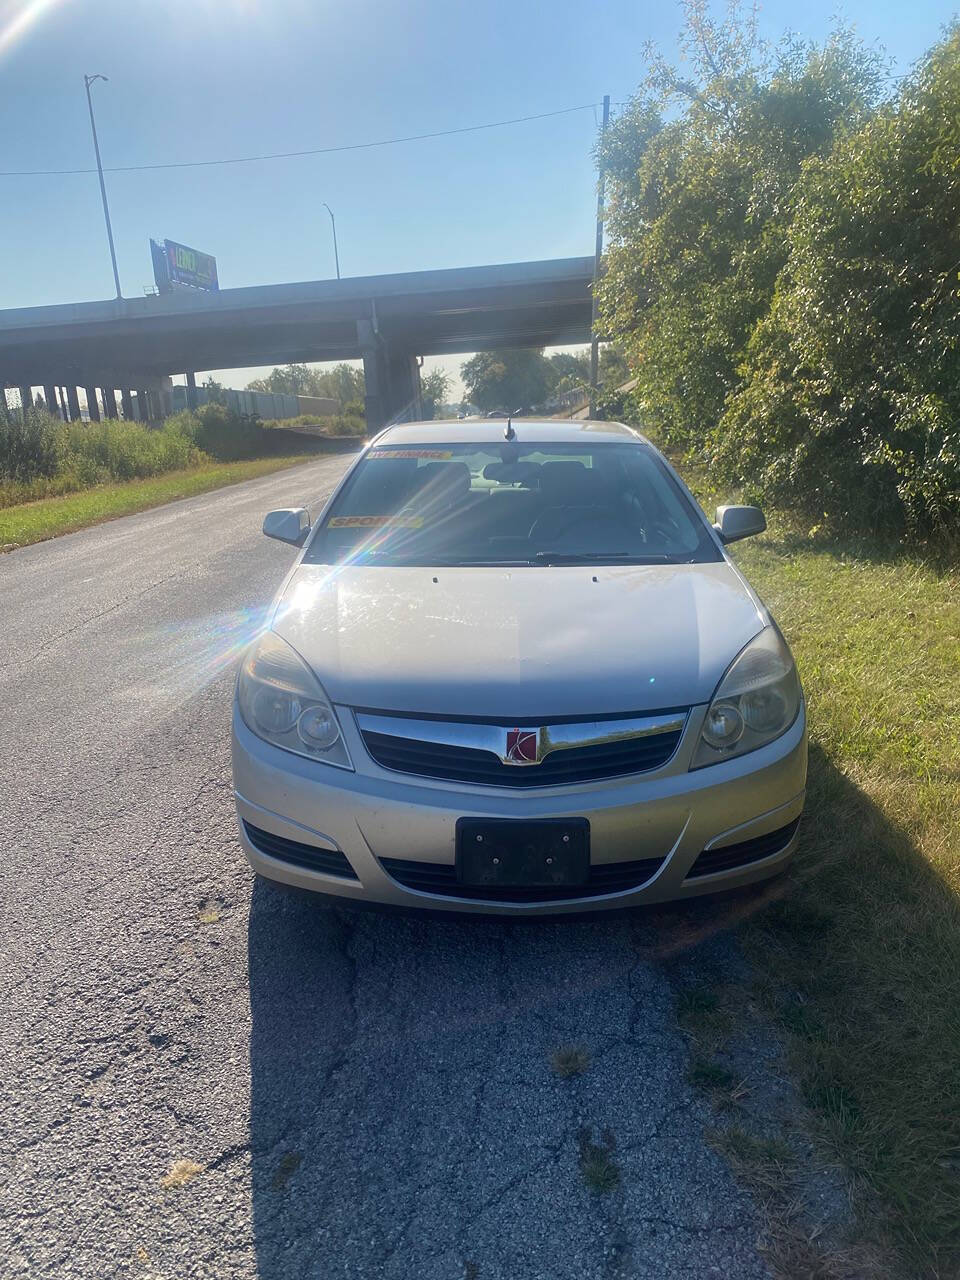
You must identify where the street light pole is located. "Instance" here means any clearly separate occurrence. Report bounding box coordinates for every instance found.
[589,94,611,417]
[84,73,122,299]
[322,202,341,279]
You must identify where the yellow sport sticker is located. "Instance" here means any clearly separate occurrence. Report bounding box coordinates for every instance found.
[368,449,453,460]
[328,515,424,528]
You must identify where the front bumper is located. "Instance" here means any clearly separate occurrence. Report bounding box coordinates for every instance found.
[231,702,807,916]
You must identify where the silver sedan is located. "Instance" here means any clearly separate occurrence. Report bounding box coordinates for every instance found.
[232,420,806,915]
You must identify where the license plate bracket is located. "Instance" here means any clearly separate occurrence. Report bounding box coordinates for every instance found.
[456,818,590,888]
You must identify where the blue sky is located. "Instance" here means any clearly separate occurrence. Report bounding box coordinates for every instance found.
[1,0,955,394]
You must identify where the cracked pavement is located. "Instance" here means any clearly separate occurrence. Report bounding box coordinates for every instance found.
[0,457,770,1279]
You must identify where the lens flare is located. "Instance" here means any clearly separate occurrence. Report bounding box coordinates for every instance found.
[0,0,68,59]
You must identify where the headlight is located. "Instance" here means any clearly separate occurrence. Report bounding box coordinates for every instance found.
[690,626,801,769]
[237,631,353,769]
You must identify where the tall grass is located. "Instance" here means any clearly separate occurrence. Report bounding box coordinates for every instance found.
[259,412,365,436]
[0,408,63,482]
[0,403,341,508]
[0,455,313,549]
[673,440,960,1276]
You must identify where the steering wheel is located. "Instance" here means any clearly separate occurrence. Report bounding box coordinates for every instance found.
[530,508,625,548]
[642,516,682,545]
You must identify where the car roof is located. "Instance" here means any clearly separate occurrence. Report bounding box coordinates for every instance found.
[372,419,651,447]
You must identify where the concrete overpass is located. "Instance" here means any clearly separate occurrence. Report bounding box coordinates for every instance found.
[0,257,595,429]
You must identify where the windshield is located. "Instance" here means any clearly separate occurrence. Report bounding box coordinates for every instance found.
[304,441,720,567]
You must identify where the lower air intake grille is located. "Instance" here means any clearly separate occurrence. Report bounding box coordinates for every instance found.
[243,821,358,880]
[686,818,800,879]
[379,855,664,902]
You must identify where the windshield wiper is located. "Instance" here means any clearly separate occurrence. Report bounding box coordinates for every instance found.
[352,555,532,567]
[532,551,678,565]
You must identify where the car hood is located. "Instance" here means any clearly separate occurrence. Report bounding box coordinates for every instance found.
[272,562,766,719]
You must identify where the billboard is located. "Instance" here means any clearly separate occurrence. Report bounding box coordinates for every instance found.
[150,238,219,294]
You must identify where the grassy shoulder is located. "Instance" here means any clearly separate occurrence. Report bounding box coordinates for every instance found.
[679,455,960,1276]
[0,455,314,550]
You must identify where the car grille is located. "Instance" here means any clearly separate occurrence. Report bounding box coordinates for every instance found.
[359,723,684,787]
[379,855,665,902]
[243,821,358,880]
[686,819,800,879]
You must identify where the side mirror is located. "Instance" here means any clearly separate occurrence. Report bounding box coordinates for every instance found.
[714,504,766,544]
[263,507,310,547]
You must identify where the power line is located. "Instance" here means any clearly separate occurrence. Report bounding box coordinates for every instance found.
[0,103,601,178]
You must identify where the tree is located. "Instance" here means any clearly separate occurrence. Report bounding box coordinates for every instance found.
[247,363,319,396]
[314,362,364,407]
[547,351,590,393]
[419,369,451,419]
[460,349,553,412]
[598,345,630,390]
[202,376,229,406]
[597,1,886,448]
[247,362,364,406]
[716,29,960,535]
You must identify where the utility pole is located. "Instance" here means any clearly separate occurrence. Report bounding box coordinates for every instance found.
[589,94,610,417]
[84,74,122,299]
[322,202,341,279]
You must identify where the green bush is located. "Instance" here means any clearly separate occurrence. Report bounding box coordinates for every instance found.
[715,31,960,538]
[597,7,960,541]
[594,386,632,423]
[597,17,885,452]
[164,403,269,462]
[326,414,365,437]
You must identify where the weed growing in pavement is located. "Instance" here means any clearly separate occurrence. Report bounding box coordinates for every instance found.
[550,1044,590,1078]
[160,1158,205,1189]
[675,983,739,1053]
[271,1151,302,1192]
[578,1127,620,1194]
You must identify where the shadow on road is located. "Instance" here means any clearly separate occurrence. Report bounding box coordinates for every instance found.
[247,874,779,1280]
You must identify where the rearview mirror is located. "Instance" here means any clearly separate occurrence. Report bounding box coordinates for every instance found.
[714,504,766,544]
[263,507,310,546]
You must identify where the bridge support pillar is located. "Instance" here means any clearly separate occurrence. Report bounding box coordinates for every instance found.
[84,387,100,421]
[43,383,58,418]
[185,370,198,410]
[385,351,422,423]
[120,388,134,420]
[67,385,81,422]
[102,388,118,418]
[357,320,423,433]
[158,377,173,419]
[19,386,32,419]
[358,324,385,433]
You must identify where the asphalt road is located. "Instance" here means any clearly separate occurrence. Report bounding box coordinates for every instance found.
[0,457,770,1280]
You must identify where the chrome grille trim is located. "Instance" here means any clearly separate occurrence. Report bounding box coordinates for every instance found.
[355,711,686,764]
[355,710,687,786]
